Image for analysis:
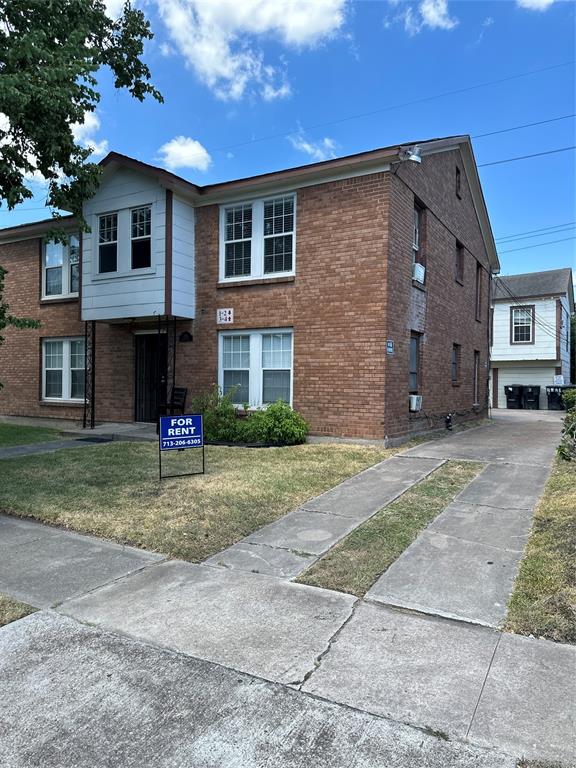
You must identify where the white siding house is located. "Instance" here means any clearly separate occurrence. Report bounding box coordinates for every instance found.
[81,160,197,321]
[490,269,574,409]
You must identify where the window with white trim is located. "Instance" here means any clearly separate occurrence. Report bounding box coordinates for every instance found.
[42,234,80,298]
[512,307,533,343]
[220,195,295,281]
[131,206,151,269]
[98,213,118,273]
[219,329,293,407]
[42,338,85,401]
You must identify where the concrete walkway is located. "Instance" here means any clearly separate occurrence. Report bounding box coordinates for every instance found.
[1,411,573,765]
[0,435,111,460]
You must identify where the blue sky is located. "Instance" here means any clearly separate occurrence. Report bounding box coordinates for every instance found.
[3,0,575,276]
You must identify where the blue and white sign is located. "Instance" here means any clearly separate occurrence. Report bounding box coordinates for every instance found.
[159,414,204,452]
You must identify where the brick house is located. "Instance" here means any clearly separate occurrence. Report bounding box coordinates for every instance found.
[490,269,574,409]
[0,136,499,440]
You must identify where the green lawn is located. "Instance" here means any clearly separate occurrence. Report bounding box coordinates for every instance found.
[0,594,36,627]
[0,422,61,447]
[0,441,397,562]
[506,458,576,645]
[296,460,483,597]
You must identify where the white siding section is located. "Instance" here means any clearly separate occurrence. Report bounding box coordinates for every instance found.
[494,364,557,409]
[81,168,167,321]
[171,195,195,319]
[491,298,558,362]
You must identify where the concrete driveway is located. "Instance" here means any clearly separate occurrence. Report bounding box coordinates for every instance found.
[1,409,573,767]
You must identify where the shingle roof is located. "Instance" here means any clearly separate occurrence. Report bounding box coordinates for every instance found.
[493,268,574,310]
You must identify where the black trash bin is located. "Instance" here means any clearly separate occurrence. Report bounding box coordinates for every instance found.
[546,386,565,411]
[505,384,523,409]
[523,385,541,410]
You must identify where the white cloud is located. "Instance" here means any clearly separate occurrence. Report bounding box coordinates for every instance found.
[104,0,126,18]
[156,0,347,100]
[71,111,109,158]
[288,131,338,162]
[516,0,555,9]
[157,135,212,171]
[391,0,458,35]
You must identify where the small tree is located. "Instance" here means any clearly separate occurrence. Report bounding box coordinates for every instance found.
[0,265,40,389]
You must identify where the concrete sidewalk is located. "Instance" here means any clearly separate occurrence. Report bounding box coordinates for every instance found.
[1,410,573,765]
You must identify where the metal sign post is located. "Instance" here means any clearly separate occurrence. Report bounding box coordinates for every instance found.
[158,414,205,480]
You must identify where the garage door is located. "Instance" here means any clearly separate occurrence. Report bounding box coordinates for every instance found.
[496,367,556,409]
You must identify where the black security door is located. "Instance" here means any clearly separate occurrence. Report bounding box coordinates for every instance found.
[134,334,168,422]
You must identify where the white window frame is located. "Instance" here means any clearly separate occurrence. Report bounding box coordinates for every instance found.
[130,205,152,270]
[42,234,80,300]
[91,203,156,280]
[512,307,533,344]
[218,328,294,408]
[42,337,85,402]
[219,193,296,283]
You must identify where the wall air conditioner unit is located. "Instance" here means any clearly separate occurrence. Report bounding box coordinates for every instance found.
[412,262,426,284]
[409,394,423,412]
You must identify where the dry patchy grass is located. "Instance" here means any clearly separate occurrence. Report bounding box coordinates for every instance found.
[0,594,35,627]
[0,423,60,447]
[506,458,576,645]
[297,460,483,597]
[0,441,396,562]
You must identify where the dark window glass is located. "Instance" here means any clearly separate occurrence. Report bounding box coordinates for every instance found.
[99,243,117,273]
[456,167,462,198]
[409,334,420,392]
[475,263,482,320]
[473,351,480,404]
[225,241,251,278]
[455,242,464,283]
[45,267,63,296]
[451,344,460,383]
[132,239,151,269]
[264,234,293,273]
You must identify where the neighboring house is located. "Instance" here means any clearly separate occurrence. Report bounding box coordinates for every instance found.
[0,135,500,440]
[490,269,574,409]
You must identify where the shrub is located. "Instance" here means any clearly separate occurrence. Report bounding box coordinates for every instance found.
[558,410,576,461]
[562,388,576,411]
[189,387,309,445]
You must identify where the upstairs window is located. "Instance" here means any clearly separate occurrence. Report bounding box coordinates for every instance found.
[43,234,80,299]
[475,262,482,321]
[98,213,118,273]
[412,205,421,261]
[412,202,426,283]
[131,206,151,269]
[511,306,534,344]
[455,241,464,284]
[224,204,252,278]
[221,195,295,281]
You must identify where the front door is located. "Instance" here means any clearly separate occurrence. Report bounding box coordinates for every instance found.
[134,334,168,422]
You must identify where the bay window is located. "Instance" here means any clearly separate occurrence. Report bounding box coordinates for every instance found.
[219,329,293,407]
[220,195,295,281]
[42,338,85,401]
[42,234,80,298]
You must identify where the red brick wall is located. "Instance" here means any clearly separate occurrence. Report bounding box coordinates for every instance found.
[384,149,491,438]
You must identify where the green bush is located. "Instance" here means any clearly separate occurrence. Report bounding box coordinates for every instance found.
[558,410,576,461]
[189,387,309,445]
[562,388,576,411]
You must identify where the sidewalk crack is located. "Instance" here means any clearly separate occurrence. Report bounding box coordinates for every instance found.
[289,598,360,690]
[465,632,502,739]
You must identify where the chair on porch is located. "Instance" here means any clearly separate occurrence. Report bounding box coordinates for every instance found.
[157,387,188,433]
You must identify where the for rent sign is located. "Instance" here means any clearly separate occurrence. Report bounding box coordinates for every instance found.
[159,415,204,451]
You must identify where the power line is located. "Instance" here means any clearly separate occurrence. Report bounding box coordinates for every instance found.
[494,276,563,338]
[498,236,576,254]
[495,221,576,241]
[478,146,576,167]
[472,114,575,139]
[495,225,576,244]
